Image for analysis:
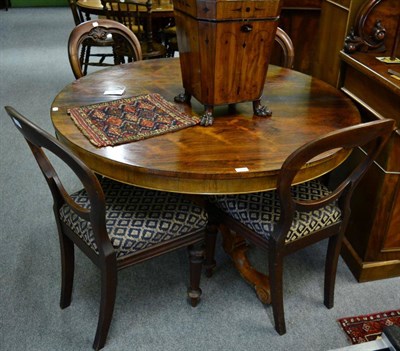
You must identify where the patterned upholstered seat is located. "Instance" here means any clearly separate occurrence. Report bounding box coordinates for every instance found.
[211,179,341,244]
[60,178,207,258]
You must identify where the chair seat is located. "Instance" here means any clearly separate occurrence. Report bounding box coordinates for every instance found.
[211,180,341,243]
[60,178,208,258]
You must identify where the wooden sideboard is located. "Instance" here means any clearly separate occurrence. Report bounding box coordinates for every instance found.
[328,0,400,282]
[338,50,400,282]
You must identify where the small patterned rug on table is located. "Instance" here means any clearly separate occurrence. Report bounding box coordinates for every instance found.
[68,93,200,147]
[338,309,400,344]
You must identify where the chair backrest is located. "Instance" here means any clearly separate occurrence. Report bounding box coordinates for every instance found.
[68,19,142,79]
[274,119,395,244]
[101,0,154,54]
[68,0,85,25]
[4,106,113,257]
[274,27,295,68]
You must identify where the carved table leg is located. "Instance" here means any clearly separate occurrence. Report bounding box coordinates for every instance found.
[200,105,214,126]
[220,224,271,304]
[253,98,272,117]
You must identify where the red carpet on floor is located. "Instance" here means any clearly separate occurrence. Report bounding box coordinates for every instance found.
[338,309,400,344]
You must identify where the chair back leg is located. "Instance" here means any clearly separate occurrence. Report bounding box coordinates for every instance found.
[204,224,218,277]
[324,234,342,309]
[188,245,204,307]
[269,249,286,335]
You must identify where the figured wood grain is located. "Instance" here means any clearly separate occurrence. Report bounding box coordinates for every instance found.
[51,58,361,194]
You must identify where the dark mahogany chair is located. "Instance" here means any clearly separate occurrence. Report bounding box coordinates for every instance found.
[5,106,211,350]
[209,119,394,335]
[101,0,166,59]
[68,19,142,79]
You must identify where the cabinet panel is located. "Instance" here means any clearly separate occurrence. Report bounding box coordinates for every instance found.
[312,0,365,86]
[276,7,321,74]
[384,187,400,250]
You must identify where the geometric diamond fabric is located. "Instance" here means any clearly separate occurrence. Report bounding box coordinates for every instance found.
[211,179,341,243]
[59,178,208,258]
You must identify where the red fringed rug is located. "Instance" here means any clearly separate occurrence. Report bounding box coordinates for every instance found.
[338,309,400,344]
[68,93,200,147]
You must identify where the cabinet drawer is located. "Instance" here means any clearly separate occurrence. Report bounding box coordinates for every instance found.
[341,65,400,124]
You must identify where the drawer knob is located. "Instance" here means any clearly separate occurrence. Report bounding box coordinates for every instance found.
[241,24,253,33]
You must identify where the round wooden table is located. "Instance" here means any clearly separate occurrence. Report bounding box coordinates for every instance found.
[51,58,361,195]
[51,57,361,303]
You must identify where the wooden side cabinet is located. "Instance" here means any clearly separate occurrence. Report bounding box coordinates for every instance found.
[313,0,365,87]
[338,51,400,282]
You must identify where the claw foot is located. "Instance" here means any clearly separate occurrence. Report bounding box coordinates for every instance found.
[200,111,214,126]
[174,92,191,103]
[253,100,272,117]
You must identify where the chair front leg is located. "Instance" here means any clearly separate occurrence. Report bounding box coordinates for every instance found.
[187,245,204,307]
[324,234,342,309]
[59,230,75,309]
[269,249,286,335]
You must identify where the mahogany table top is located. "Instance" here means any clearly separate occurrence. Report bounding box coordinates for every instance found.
[51,58,361,194]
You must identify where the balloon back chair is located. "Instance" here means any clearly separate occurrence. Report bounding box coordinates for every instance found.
[5,106,212,350]
[68,1,121,76]
[68,19,142,79]
[209,119,394,335]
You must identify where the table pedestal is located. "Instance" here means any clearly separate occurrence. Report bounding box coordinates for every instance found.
[220,225,271,304]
